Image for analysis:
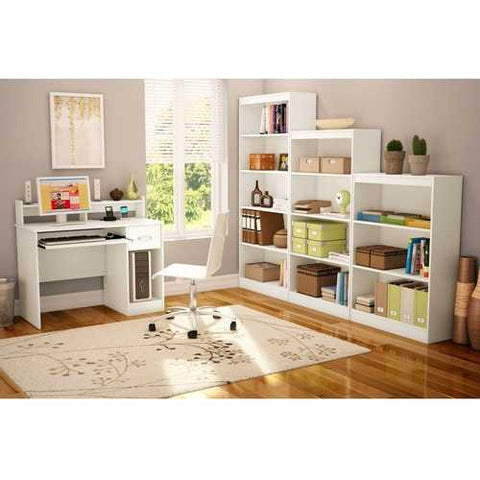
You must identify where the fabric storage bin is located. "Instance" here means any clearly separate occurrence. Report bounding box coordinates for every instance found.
[307,222,347,242]
[245,262,280,282]
[355,245,407,270]
[292,237,307,255]
[298,156,321,173]
[320,156,351,174]
[297,263,340,297]
[307,239,346,258]
[292,220,307,239]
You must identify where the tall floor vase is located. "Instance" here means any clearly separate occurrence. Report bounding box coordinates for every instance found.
[453,256,476,344]
[467,268,480,350]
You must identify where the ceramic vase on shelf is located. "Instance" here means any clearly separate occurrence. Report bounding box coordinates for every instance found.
[125,174,140,200]
[452,256,476,344]
[467,269,480,350]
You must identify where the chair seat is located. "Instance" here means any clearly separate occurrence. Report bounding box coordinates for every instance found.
[157,263,208,280]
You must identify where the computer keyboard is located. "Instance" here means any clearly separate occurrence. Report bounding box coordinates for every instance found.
[38,235,105,246]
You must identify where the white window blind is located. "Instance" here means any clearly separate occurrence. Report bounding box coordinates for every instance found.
[145,79,225,165]
[145,79,226,238]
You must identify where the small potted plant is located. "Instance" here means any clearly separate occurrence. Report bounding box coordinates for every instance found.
[384,139,405,174]
[408,135,429,175]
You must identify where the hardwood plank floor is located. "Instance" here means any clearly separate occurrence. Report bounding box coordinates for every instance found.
[1,287,479,398]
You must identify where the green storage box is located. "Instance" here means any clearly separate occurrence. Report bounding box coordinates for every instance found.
[387,281,403,321]
[380,214,405,226]
[292,221,307,239]
[292,237,307,255]
[307,222,347,241]
[307,239,346,258]
[414,289,428,328]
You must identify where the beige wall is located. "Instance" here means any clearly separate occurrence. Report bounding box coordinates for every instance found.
[2,79,478,294]
[0,79,263,294]
[264,79,480,258]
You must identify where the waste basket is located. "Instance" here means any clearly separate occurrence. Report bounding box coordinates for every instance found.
[0,278,16,327]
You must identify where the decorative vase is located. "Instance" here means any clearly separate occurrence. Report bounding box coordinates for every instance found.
[109,188,124,201]
[383,151,405,174]
[273,229,287,249]
[125,175,140,200]
[408,154,430,175]
[453,256,476,344]
[467,269,480,350]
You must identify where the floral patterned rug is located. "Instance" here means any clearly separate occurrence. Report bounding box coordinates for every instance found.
[0,305,369,398]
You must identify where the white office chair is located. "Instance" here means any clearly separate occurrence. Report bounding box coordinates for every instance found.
[148,211,236,339]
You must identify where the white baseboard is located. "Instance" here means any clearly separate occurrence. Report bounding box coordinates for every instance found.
[164,274,239,296]
[14,290,105,316]
[13,274,239,315]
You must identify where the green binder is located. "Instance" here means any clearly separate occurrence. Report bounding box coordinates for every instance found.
[414,288,429,328]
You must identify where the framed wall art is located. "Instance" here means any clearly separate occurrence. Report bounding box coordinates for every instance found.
[50,92,105,169]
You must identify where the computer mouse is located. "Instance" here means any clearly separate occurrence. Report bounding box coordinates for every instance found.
[105,233,115,240]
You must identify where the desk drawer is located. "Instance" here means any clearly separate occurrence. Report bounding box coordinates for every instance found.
[126,226,160,251]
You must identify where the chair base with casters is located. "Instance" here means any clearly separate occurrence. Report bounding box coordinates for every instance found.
[147,279,237,339]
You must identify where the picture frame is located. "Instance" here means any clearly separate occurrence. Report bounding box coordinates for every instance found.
[278,153,288,171]
[50,92,105,169]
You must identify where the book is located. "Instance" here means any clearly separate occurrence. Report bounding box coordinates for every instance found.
[336,272,344,305]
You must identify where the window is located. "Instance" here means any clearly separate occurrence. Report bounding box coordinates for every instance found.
[145,79,226,238]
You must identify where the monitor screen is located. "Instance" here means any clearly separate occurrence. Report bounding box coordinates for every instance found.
[37,176,91,215]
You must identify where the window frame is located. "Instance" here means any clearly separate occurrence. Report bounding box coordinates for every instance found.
[145,79,228,240]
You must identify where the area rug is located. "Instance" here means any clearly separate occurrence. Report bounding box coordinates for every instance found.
[0,305,369,398]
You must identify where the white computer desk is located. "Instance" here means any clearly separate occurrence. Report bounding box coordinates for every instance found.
[15,198,164,329]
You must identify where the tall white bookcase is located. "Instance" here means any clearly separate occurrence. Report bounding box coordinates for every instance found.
[239,92,463,344]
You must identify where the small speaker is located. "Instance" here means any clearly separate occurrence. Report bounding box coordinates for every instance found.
[24,180,32,204]
[93,178,101,201]
[129,251,152,302]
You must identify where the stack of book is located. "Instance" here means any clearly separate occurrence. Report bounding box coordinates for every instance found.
[328,251,350,264]
[357,210,430,229]
[405,237,430,277]
[355,294,375,313]
[335,271,349,306]
[259,103,288,134]
[321,286,336,303]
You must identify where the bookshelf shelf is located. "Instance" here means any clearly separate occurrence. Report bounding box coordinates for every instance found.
[241,242,288,255]
[352,264,429,284]
[239,92,462,344]
[353,220,430,232]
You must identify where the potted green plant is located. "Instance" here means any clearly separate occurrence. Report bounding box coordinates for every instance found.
[408,135,429,175]
[384,139,405,174]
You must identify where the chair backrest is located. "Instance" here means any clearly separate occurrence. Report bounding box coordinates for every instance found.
[205,211,229,278]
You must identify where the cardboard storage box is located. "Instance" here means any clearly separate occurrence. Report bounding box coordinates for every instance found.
[298,156,321,173]
[374,281,389,317]
[307,239,346,258]
[414,287,428,328]
[297,263,340,297]
[245,262,280,282]
[292,220,307,239]
[292,237,307,255]
[320,156,351,174]
[293,199,331,214]
[355,245,407,270]
[307,222,347,242]
[249,153,275,170]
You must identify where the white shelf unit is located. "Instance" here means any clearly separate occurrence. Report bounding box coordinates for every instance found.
[239,93,463,344]
[351,173,462,343]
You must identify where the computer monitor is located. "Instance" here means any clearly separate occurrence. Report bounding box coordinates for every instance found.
[36,176,91,221]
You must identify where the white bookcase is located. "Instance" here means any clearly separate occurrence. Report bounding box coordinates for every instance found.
[239,92,463,344]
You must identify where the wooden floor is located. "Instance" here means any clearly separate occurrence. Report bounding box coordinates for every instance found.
[1,287,480,398]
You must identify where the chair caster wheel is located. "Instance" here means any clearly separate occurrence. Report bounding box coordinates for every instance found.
[230,321,237,331]
[213,314,221,320]
[166,316,174,320]
[187,330,198,339]
[148,323,156,332]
